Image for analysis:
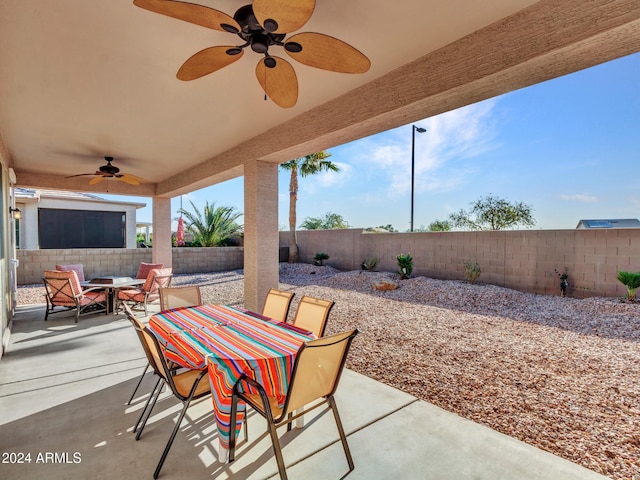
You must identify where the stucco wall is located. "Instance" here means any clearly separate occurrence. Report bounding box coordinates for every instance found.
[16,246,244,285]
[280,228,640,299]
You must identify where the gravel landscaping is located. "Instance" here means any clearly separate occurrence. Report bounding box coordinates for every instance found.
[19,264,640,479]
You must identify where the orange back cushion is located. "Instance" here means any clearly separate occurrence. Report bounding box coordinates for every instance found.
[136,262,163,279]
[56,264,85,283]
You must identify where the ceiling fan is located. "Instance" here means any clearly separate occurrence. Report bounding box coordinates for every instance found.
[133,0,371,108]
[66,157,142,185]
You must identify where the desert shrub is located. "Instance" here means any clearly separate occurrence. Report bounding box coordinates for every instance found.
[361,257,379,271]
[313,252,330,266]
[463,260,482,283]
[396,253,413,279]
[616,271,640,301]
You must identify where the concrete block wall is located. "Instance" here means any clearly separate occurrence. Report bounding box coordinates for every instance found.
[280,228,640,299]
[171,247,244,274]
[16,247,244,285]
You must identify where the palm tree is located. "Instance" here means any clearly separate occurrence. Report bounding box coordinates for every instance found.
[280,151,338,263]
[178,200,243,247]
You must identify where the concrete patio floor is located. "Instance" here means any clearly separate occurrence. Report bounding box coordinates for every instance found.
[0,304,607,480]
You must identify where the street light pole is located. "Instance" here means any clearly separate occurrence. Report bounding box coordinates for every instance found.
[410,125,427,232]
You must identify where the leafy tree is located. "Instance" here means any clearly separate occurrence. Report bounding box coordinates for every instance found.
[448,194,536,231]
[178,200,243,247]
[365,224,397,233]
[428,220,452,232]
[280,151,339,262]
[300,212,349,230]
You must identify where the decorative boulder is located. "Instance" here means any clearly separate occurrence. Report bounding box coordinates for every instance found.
[373,280,398,291]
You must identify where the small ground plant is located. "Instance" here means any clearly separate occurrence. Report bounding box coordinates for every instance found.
[463,260,481,283]
[616,271,640,301]
[361,257,379,271]
[396,253,413,279]
[313,252,330,266]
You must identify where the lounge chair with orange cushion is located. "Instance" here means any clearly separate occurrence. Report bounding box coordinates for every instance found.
[117,268,173,316]
[43,269,107,322]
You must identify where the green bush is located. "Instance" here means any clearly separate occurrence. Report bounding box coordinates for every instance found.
[361,257,379,271]
[313,252,330,266]
[396,253,413,279]
[463,260,482,283]
[616,271,640,301]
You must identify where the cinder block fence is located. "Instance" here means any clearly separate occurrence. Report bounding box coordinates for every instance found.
[17,228,640,299]
[16,247,244,285]
[280,228,640,299]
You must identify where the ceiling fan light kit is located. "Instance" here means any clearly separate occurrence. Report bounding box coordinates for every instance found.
[133,0,371,108]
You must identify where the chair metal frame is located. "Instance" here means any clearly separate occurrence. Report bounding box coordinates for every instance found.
[43,270,107,323]
[122,304,165,420]
[292,295,335,337]
[229,329,358,480]
[262,288,295,322]
[131,317,210,479]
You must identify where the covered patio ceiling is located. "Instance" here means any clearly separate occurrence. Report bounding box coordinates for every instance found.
[1,0,639,198]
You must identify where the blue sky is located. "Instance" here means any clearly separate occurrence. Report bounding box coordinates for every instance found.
[106,52,639,232]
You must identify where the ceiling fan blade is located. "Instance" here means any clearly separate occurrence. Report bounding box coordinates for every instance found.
[133,0,240,33]
[253,0,315,34]
[285,33,371,74]
[255,57,298,109]
[65,173,99,178]
[118,174,141,186]
[88,176,106,185]
[177,46,244,81]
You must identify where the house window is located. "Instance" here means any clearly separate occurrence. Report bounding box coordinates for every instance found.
[38,209,126,249]
[14,218,20,249]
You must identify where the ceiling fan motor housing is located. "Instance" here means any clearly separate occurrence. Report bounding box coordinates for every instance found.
[234,5,286,55]
[99,156,120,175]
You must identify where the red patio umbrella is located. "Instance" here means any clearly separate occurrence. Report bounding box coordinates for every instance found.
[177,216,185,246]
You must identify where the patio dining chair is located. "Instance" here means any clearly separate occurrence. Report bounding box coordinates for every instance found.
[43,270,107,323]
[123,303,164,412]
[229,329,359,480]
[117,267,173,316]
[159,285,202,311]
[292,295,335,337]
[133,322,211,479]
[262,288,295,322]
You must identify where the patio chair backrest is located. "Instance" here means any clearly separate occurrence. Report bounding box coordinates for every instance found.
[283,328,357,417]
[292,295,334,337]
[43,269,82,305]
[262,288,295,322]
[136,262,163,280]
[142,268,173,294]
[159,286,202,311]
[55,264,85,283]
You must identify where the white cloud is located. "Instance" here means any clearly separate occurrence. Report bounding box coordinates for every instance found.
[559,194,598,203]
[361,100,499,197]
[300,161,353,195]
[316,162,353,188]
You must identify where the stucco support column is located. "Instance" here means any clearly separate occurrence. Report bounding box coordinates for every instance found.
[243,160,279,312]
[152,196,172,268]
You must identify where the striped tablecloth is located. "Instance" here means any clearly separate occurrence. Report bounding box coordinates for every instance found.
[147,304,315,449]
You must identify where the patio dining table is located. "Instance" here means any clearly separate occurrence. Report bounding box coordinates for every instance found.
[81,276,145,314]
[147,304,315,462]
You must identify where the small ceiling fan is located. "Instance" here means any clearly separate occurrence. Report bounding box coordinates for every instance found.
[66,157,142,185]
[133,0,371,108]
